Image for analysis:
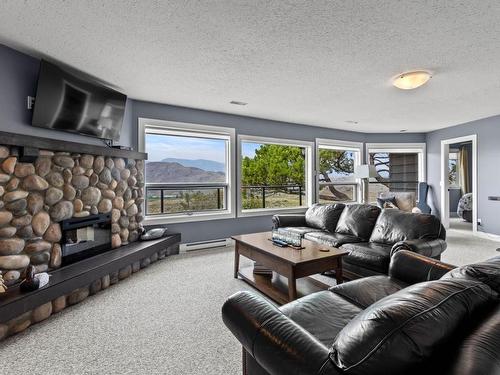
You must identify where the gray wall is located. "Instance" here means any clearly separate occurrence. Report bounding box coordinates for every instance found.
[0,43,435,243]
[426,115,500,234]
[129,100,425,243]
[0,44,134,147]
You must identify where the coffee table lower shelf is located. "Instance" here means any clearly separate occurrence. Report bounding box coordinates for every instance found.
[238,265,329,305]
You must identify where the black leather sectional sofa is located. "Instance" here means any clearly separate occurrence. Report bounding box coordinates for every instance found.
[222,251,500,375]
[272,203,447,278]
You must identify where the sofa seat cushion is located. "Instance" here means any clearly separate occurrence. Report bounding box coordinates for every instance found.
[304,231,362,247]
[280,290,362,347]
[305,203,346,231]
[341,242,392,274]
[335,204,381,240]
[330,276,408,308]
[369,209,443,245]
[331,279,495,375]
[280,226,324,237]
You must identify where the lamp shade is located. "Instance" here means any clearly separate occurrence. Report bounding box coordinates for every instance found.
[354,164,378,179]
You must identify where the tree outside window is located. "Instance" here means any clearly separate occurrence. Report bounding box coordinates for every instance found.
[317,148,357,202]
[241,142,307,210]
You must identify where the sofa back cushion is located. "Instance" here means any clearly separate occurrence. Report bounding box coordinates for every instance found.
[305,203,345,232]
[369,209,442,245]
[335,204,381,240]
[441,255,500,293]
[330,279,495,375]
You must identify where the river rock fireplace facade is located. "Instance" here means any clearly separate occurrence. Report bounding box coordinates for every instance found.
[0,145,145,286]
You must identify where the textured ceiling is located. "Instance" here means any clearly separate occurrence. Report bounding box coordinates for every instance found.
[1,1,500,133]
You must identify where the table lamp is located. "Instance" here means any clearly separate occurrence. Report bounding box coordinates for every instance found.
[354,164,378,203]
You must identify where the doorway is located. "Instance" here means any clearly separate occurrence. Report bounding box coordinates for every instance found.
[440,135,477,234]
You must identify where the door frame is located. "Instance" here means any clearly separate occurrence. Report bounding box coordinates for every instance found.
[440,134,477,233]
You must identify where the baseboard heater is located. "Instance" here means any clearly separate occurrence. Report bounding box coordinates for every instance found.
[180,238,233,252]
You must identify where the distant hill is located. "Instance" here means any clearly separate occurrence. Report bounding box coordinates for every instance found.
[146,161,225,183]
[161,158,225,172]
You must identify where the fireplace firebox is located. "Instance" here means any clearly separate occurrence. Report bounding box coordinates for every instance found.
[61,213,112,266]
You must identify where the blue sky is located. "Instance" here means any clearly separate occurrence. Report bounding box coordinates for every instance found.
[146,135,355,178]
[241,142,260,158]
[146,134,262,162]
[146,134,227,162]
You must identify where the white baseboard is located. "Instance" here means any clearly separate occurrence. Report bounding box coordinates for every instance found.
[180,238,234,252]
[475,231,500,242]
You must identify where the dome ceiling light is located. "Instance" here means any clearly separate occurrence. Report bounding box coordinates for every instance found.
[392,70,432,90]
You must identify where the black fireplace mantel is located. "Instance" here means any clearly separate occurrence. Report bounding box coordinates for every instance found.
[0,130,147,160]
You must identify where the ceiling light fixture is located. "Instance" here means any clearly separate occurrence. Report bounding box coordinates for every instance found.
[230,100,247,106]
[392,70,431,90]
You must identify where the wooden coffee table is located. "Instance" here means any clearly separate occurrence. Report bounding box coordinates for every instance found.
[232,232,348,305]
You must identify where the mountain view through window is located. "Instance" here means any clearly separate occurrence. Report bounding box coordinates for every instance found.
[145,133,228,215]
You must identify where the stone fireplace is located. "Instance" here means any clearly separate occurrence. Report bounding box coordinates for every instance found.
[0,146,145,287]
[0,133,181,341]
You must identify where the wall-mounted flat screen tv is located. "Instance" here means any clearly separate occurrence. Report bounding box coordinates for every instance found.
[32,60,126,142]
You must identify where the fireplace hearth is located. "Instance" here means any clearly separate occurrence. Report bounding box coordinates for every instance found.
[61,214,112,266]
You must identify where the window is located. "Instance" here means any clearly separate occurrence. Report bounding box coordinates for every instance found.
[448,151,460,187]
[139,119,235,223]
[316,139,362,203]
[366,143,426,203]
[239,136,313,215]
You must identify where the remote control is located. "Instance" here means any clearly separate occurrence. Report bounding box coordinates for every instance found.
[272,239,289,247]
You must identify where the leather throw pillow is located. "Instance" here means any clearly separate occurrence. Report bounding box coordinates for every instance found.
[335,204,381,240]
[305,203,345,232]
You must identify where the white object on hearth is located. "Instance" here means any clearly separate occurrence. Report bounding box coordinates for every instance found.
[140,227,167,241]
[34,273,50,289]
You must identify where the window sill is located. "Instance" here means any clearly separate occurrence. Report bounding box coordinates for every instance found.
[238,206,308,218]
[144,211,235,225]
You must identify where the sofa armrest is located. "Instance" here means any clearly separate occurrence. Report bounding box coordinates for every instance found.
[389,250,456,284]
[222,291,340,375]
[272,214,307,229]
[391,238,447,258]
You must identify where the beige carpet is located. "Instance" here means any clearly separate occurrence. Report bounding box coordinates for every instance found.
[0,248,254,375]
[443,218,500,265]
[0,225,497,374]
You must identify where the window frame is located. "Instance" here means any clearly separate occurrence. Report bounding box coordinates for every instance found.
[315,138,363,204]
[138,118,236,224]
[237,134,314,217]
[448,149,461,189]
[365,142,426,201]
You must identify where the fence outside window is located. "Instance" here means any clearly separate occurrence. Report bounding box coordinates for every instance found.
[146,183,227,215]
